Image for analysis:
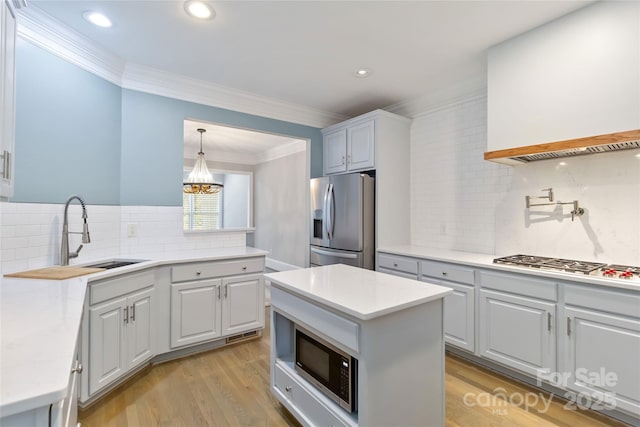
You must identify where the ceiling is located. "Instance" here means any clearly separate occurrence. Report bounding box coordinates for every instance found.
[29,0,593,120]
[183,119,306,165]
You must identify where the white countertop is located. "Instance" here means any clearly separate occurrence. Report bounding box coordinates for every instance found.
[0,247,267,418]
[265,264,452,320]
[378,245,640,292]
[0,277,87,417]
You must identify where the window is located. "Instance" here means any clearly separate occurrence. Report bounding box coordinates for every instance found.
[183,192,222,231]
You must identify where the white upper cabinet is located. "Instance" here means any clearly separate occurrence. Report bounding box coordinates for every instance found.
[323,119,374,175]
[487,1,640,152]
[1,0,17,198]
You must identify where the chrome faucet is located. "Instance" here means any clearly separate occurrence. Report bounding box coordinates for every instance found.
[60,195,91,266]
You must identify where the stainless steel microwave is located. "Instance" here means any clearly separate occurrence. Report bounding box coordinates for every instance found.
[294,325,357,413]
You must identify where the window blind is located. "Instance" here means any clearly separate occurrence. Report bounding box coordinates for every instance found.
[183,192,221,231]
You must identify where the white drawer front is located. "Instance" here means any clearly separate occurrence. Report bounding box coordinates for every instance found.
[90,270,154,305]
[378,253,418,275]
[565,284,640,318]
[479,270,556,301]
[421,260,475,285]
[274,361,351,427]
[271,287,359,354]
[171,257,264,282]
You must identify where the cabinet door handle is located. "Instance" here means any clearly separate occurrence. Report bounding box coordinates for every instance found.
[72,363,83,374]
[124,306,129,324]
[224,284,228,298]
[131,304,136,322]
[285,386,292,392]
[567,317,572,336]
[341,155,345,165]
[217,285,221,299]
[547,312,552,331]
[1,151,10,180]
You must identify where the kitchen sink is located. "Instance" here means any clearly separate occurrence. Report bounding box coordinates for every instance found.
[85,259,146,270]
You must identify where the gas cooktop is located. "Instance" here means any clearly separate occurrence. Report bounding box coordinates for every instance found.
[493,254,640,281]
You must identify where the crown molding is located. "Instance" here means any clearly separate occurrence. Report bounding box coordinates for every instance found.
[255,140,307,164]
[16,7,125,86]
[385,74,487,119]
[121,63,348,128]
[15,5,348,129]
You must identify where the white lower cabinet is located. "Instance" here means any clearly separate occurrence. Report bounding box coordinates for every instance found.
[222,274,264,335]
[171,279,223,347]
[563,284,640,417]
[89,286,155,395]
[479,289,556,377]
[441,281,475,352]
[170,273,264,349]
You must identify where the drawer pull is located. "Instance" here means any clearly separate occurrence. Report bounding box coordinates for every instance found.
[393,263,398,267]
[442,272,448,276]
[242,266,247,271]
[196,271,202,276]
[285,386,292,392]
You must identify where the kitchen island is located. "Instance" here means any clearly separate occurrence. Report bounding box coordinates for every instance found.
[266,264,452,427]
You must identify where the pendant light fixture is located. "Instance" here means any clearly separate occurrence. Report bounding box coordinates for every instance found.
[183,128,223,194]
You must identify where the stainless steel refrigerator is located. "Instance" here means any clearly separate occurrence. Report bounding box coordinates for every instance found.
[310,173,375,269]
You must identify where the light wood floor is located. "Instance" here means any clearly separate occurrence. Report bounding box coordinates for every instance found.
[80,308,629,427]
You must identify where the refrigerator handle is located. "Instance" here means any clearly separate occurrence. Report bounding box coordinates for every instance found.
[323,184,331,240]
[310,247,358,259]
[328,183,335,240]
[325,183,335,240]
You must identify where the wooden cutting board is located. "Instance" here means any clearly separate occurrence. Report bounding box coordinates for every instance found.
[4,266,106,280]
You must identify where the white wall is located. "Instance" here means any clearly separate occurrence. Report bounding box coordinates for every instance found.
[253,150,307,268]
[410,92,640,265]
[0,202,246,274]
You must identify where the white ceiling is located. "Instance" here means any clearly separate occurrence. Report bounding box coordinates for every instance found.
[183,119,306,165]
[30,0,593,119]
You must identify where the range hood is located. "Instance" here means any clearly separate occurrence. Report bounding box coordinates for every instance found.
[484,129,640,166]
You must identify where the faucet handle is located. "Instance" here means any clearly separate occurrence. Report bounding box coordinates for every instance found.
[69,244,84,259]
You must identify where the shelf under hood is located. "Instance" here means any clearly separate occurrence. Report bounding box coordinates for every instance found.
[484,129,640,165]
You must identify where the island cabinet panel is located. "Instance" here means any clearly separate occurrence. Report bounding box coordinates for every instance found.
[270,287,359,354]
[274,361,352,427]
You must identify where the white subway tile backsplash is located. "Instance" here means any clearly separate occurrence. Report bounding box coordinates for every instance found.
[410,92,639,264]
[0,202,248,274]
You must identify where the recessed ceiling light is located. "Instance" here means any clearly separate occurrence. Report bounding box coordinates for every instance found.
[354,68,372,78]
[184,0,215,20]
[83,11,112,28]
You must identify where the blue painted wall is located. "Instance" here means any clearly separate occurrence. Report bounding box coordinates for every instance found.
[13,40,324,206]
[120,90,323,206]
[14,38,122,205]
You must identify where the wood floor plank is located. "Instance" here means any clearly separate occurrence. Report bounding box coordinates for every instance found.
[80,308,630,426]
